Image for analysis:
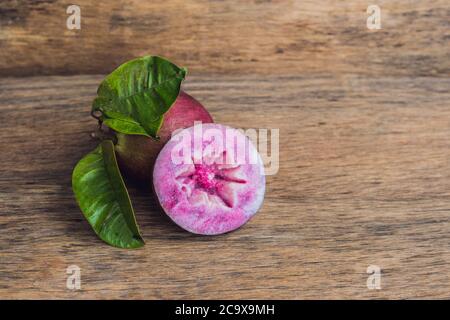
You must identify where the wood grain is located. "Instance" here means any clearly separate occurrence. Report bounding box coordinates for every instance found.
[0,0,449,77]
[0,74,449,299]
[1,0,449,300]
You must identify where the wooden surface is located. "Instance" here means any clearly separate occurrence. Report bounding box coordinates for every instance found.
[1,74,450,299]
[1,0,450,299]
[0,0,449,77]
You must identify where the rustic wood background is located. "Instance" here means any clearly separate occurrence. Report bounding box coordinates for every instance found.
[0,0,449,299]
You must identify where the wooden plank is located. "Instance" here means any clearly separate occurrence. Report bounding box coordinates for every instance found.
[0,74,449,299]
[0,0,448,77]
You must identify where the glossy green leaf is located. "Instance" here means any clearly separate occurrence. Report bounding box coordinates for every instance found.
[92,56,187,138]
[72,140,144,248]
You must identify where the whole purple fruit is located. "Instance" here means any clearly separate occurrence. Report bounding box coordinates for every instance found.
[115,91,214,183]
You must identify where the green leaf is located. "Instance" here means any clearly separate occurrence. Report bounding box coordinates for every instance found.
[72,140,144,249]
[92,56,187,138]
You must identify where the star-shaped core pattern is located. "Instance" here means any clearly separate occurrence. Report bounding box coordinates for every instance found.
[175,156,247,208]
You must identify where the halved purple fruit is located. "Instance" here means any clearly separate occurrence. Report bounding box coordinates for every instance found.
[153,123,265,235]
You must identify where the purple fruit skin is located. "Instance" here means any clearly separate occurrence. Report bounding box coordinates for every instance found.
[115,91,214,182]
[153,123,265,235]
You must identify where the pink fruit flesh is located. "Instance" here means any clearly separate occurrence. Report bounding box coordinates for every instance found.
[153,123,265,235]
[115,91,213,182]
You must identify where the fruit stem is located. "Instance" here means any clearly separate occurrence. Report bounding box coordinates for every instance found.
[90,123,117,144]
